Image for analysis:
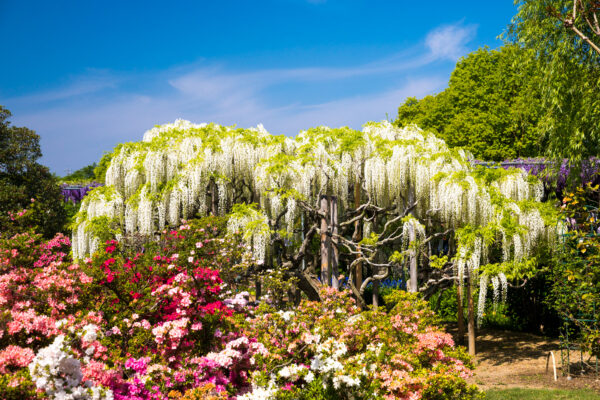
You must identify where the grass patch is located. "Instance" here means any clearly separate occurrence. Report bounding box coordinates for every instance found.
[486,388,599,400]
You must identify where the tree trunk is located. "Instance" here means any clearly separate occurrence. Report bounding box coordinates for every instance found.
[330,196,339,289]
[255,277,262,301]
[457,281,465,345]
[407,185,418,293]
[320,195,331,286]
[467,272,476,355]
[294,268,322,301]
[353,182,363,290]
[372,273,380,310]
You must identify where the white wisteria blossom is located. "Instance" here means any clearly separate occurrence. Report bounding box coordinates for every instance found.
[72,119,559,305]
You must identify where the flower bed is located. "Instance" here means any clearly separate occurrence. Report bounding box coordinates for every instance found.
[0,217,481,399]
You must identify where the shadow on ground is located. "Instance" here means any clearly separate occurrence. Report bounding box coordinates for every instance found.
[443,324,600,392]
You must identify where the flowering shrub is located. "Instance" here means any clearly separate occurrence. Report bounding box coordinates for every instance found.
[1,216,484,399]
[240,289,482,400]
[0,218,259,399]
[29,331,113,400]
[71,217,259,398]
[549,184,600,358]
[0,231,91,398]
[61,183,103,204]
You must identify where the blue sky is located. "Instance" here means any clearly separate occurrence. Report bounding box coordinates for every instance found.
[0,1,517,175]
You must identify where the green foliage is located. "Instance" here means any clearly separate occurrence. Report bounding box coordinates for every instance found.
[480,302,521,331]
[549,184,600,354]
[0,370,41,400]
[507,0,600,179]
[430,255,448,270]
[359,232,380,246]
[275,377,343,400]
[61,163,97,183]
[428,284,558,333]
[395,45,543,161]
[94,151,113,183]
[87,216,122,243]
[0,106,42,175]
[428,288,462,323]
[0,106,67,237]
[61,200,81,233]
[421,374,484,400]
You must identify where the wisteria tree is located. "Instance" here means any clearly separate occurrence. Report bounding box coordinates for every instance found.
[72,120,560,353]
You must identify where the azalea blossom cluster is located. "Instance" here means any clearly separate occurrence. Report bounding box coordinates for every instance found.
[71,219,261,398]
[0,218,262,399]
[29,333,113,400]
[0,231,92,393]
[240,288,481,400]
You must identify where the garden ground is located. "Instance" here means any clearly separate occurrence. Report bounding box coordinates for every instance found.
[453,327,600,396]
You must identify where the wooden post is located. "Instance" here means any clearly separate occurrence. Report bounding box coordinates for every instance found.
[210,178,218,216]
[353,182,363,290]
[320,195,331,286]
[330,196,339,289]
[372,270,380,309]
[457,281,465,345]
[255,278,262,301]
[467,272,476,355]
[408,223,418,293]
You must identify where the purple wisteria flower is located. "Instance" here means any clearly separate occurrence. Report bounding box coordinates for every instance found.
[472,158,600,198]
[61,182,103,203]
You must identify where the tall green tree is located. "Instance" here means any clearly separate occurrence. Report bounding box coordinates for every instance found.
[395,45,543,161]
[507,0,600,174]
[0,106,66,237]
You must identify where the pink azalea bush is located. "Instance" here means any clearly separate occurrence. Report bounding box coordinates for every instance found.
[239,289,482,400]
[0,230,90,399]
[0,218,257,399]
[69,218,260,398]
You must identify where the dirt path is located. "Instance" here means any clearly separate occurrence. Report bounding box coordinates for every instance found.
[450,328,600,392]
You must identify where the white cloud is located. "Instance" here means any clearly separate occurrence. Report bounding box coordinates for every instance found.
[6,71,120,105]
[6,23,466,173]
[425,22,477,61]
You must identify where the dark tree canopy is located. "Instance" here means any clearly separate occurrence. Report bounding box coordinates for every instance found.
[395,45,543,161]
[0,107,42,175]
[0,106,66,237]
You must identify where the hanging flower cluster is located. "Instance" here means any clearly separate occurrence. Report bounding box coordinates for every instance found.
[70,120,560,323]
[73,120,555,266]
